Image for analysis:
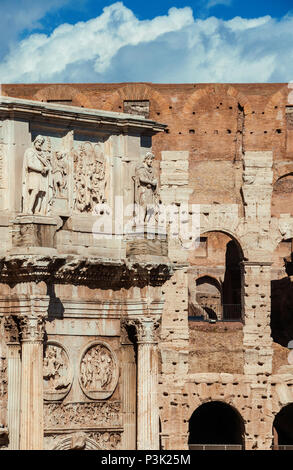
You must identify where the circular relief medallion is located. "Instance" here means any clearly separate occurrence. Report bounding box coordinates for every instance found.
[43,342,73,401]
[79,342,118,400]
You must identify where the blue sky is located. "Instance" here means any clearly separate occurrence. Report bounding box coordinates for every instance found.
[40,0,293,25]
[0,0,293,83]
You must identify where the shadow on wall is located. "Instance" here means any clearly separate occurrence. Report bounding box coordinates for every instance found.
[271,278,293,347]
[273,404,293,448]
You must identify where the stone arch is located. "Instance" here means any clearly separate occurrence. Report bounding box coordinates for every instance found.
[188,400,246,448]
[195,274,222,292]
[272,173,293,218]
[32,85,92,108]
[183,85,252,115]
[273,165,293,184]
[188,275,223,320]
[257,85,288,161]
[103,83,171,117]
[53,435,101,450]
[273,403,293,448]
[181,85,252,163]
[264,85,289,115]
[187,396,243,417]
[192,230,244,321]
[200,228,245,260]
[272,221,293,253]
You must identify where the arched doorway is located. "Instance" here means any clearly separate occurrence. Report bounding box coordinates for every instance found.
[273,404,293,450]
[188,401,245,450]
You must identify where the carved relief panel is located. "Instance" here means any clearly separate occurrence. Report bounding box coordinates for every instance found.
[0,119,9,212]
[43,342,73,401]
[0,120,4,190]
[44,401,122,429]
[79,341,118,400]
[44,430,122,450]
[73,140,108,213]
[21,132,110,216]
[0,317,8,434]
[43,312,122,441]
[22,131,73,216]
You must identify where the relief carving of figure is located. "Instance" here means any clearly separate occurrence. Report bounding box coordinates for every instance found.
[43,344,71,397]
[52,151,68,198]
[92,143,106,204]
[80,344,113,392]
[134,151,159,223]
[22,135,51,215]
[74,142,106,213]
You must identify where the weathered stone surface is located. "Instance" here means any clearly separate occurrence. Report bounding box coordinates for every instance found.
[0,83,292,451]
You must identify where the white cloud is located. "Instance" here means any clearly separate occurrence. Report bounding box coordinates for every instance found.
[0,2,292,84]
[0,0,71,57]
[206,0,232,9]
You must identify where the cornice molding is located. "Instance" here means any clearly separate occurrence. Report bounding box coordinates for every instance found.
[0,254,172,288]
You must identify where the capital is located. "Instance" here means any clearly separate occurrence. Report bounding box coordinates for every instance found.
[19,315,45,343]
[4,316,19,343]
[125,317,161,344]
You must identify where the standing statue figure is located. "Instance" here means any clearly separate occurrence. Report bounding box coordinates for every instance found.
[134,152,159,223]
[22,135,50,215]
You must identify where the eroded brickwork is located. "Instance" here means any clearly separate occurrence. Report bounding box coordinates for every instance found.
[0,83,293,450]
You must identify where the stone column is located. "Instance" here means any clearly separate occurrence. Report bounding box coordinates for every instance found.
[242,261,273,377]
[120,320,136,450]
[131,317,160,450]
[242,261,273,450]
[7,342,21,450]
[19,314,45,450]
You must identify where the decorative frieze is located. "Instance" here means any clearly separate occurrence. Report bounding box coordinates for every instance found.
[0,255,172,287]
[44,401,122,429]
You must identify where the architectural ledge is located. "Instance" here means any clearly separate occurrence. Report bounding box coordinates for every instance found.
[0,254,173,288]
[0,96,166,134]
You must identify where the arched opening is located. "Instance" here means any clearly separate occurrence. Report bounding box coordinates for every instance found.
[273,404,293,450]
[189,275,222,320]
[188,401,245,450]
[222,240,242,320]
[271,238,293,348]
[188,232,243,322]
[272,173,293,218]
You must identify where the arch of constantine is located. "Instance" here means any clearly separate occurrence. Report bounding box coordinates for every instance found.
[0,82,292,450]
